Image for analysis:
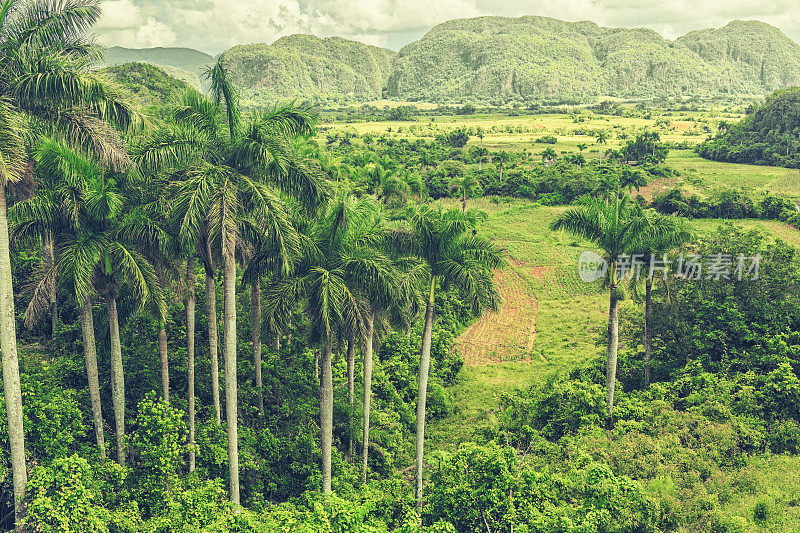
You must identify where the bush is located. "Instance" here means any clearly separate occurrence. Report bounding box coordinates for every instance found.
[24,455,134,533]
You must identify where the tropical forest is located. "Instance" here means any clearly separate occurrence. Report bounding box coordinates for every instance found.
[3,1,800,532]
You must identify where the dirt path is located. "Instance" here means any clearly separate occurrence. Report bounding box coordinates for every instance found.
[455,266,540,365]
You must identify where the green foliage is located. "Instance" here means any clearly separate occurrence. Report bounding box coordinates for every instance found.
[24,455,135,533]
[698,87,800,168]
[387,106,416,121]
[436,129,469,148]
[221,35,396,104]
[130,392,188,517]
[386,17,800,103]
[424,442,658,532]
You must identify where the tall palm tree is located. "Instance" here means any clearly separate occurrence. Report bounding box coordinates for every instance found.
[494,151,510,181]
[56,150,160,466]
[405,203,502,504]
[620,168,648,194]
[11,138,109,458]
[596,131,609,161]
[450,173,481,213]
[265,195,368,494]
[629,218,692,385]
[541,147,557,166]
[353,210,421,484]
[135,59,328,505]
[551,194,676,414]
[0,2,135,524]
[0,97,28,527]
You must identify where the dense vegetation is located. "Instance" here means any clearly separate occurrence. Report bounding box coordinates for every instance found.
[220,36,397,105]
[5,2,800,532]
[385,17,800,104]
[697,87,800,167]
[99,63,196,113]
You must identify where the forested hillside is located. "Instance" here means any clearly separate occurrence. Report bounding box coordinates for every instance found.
[698,86,800,167]
[108,17,800,105]
[220,35,397,104]
[387,17,800,103]
[99,62,197,111]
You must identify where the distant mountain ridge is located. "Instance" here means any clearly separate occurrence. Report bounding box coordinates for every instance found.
[99,46,214,76]
[102,16,800,104]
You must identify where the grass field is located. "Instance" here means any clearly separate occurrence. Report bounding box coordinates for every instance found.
[664,150,800,202]
[429,198,800,458]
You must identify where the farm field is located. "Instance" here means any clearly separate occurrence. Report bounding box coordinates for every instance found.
[430,196,800,457]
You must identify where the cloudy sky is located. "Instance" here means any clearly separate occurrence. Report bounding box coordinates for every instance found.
[95,0,800,53]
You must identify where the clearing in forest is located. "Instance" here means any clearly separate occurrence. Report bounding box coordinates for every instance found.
[455,267,539,365]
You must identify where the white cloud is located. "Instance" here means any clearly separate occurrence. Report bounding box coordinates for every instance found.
[135,17,176,47]
[97,0,142,30]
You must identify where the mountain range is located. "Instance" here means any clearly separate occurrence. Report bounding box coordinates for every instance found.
[98,16,800,104]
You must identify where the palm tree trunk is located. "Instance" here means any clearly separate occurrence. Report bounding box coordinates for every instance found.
[158,315,169,403]
[415,277,436,505]
[346,331,355,460]
[643,278,653,387]
[361,311,375,484]
[606,278,619,415]
[80,299,105,458]
[186,258,196,472]
[250,281,263,417]
[320,340,333,494]
[107,295,126,465]
[206,270,221,425]
[44,231,58,339]
[273,334,280,351]
[222,236,239,507]
[0,184,27,526]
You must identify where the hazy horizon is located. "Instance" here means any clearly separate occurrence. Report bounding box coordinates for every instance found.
[95,0,800,54]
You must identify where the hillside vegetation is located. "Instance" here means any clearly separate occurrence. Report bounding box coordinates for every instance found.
[98,62,195,111]
[221,35,397,104]
[109,17,800,105]
[698,87,800,168]
[388,17,800,103]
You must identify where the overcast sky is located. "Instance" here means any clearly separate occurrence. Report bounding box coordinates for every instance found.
[95,0,800,53]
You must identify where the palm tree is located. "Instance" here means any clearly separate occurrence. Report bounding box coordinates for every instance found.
[469,145,488,171]
[405,204,502,503]
[0,1,135,522]
[541,147,557,166]
[56,151,159,466]
[620,168,648,194]
[185,256,197,471]
[551,194,675,414]
[11,139,109,458]
[596,131,609,161]
[265,194,368,494]
[451,173,481,213]
[0,98,28,526]
[136,59,328,505]
[577,143,588,153]
[494,150,511,181]
[629,218,692,385]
